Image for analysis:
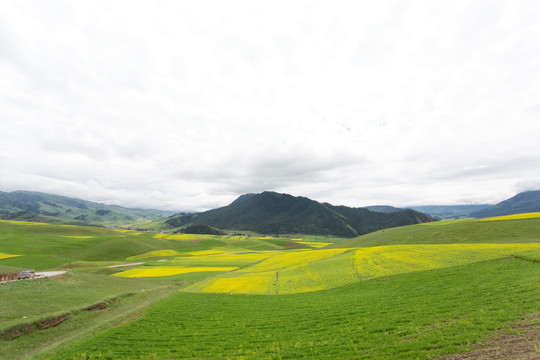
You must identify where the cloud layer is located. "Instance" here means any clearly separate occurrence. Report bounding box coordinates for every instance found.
[1,1,540,211]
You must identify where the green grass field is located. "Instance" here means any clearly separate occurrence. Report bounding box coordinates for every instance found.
[1,216,539,359]
[52,258,540,360]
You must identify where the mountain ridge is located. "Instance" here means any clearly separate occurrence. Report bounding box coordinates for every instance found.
[165,191,436,237]
[0,190,172,226]
[471,190,540,218]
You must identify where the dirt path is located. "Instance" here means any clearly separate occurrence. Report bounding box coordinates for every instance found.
[107,262,145,268]
[0,271,67,284]
[35,271,67,278]
[436,312,540,360]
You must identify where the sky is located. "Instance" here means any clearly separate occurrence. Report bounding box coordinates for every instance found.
[1,1,540,212]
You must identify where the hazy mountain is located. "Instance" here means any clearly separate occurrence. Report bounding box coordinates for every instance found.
[0,190,172,226]
[165,191,435,237]
[470,190,540,218]
[409,204,493,219]
[365,205,403,213]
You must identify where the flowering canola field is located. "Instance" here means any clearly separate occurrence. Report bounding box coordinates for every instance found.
[180,243,540,294]
[480,212,540,221]
[0,252,20,260]
[126,249,182,261]
[106,229,540,295]
[113,266,238,277]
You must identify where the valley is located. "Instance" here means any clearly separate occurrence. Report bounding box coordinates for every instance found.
[1,212,539,359]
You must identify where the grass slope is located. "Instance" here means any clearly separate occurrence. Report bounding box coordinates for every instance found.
[2,216,540,359]
[53,257,540,360]
[0,221,313,272]
[332,216,540,248]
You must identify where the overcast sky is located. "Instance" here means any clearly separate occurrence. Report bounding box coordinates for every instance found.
[1,1,540,211]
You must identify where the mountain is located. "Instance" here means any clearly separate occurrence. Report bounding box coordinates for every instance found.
[0,190,172,226]
[165,191,436,237]
[470,190,540,218]
[409,204,493,220]
[365,205,402,213]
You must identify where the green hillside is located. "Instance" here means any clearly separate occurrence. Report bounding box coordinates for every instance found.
[0,221,310,273]
[53,258,540,360]
[1,215,539,359]
[331,216,540,248]
[0,190,172,227]
[165,191,435,237]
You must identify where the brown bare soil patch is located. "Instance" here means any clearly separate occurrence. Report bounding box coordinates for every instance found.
[38,314,69,330]
[437,312,540,360]
[0,273,18,282]
[281,241,307,249]
[83,302,108,311]
[0,323,34,340]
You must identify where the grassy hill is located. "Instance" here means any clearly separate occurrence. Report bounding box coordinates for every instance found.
[0,190,172,227]
[54,258,540,360]
[1,214,539,359]
[331,213,540,248]
[165,191,436,237]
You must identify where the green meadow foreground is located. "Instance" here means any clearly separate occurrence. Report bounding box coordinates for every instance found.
[1,215,540,359]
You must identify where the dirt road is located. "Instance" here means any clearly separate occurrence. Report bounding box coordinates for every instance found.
[0,271,67,283]
[35,271,67,278]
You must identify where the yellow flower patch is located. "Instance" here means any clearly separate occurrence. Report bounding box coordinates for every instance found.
[186,250,227,256]
[480,212,540,221]
[190,272,276,294]
[115,229,144,235]
[113,266,238,278]
[1,220,47,226]
[0,252,21,260]
[152,234,204,240]
[353,243,540,279]
[127,249,182,261]
[239,249,348,273]
[293,240,332,248]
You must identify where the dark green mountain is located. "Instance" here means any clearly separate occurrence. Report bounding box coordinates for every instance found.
[470,190,540,218]
[165,191,435,237]
[0,190,172,226]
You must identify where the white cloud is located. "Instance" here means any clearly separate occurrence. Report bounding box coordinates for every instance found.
[1,0,540,211]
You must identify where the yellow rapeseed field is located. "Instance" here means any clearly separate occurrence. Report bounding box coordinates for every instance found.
[0,252,20,260]
[190,272,276,294]
[185,250,227,256]
[113,266,238,278]
[183,249,351,295]
[238,249,348,273]
[127,249,182,261]
[293,240,333,248]
[480,212,540,221]
[114,229,144,235]
[182,243,540,295]
[1,220,47,226]
[353,243,540,279]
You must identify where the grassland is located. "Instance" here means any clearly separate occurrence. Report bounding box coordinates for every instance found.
[1,215,540,359]
[53,258,540,360]
[332,216,540,248]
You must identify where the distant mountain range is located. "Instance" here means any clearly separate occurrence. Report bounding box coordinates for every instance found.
[407,205,493,220]
[165,191,436,237]
[470,190,540,218]
[0,190,172,226]
[2,189,539,234]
